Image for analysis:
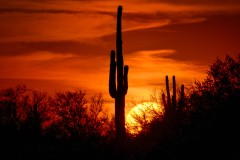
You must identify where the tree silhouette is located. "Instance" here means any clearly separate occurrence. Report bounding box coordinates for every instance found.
[188,54,240,115]
[49,90,89,140]
[23,90,50,138]
[49,90,114,142]
[175,54,240,159]
[86,94,115,140]
[0,84,28,131]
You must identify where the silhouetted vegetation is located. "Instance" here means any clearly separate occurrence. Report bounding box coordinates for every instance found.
[1,54,239,160]
[109,6,129,143]
[1,4,239,159]
[126,54,240,160]
[0,86,115,159]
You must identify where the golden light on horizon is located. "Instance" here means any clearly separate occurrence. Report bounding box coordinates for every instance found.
[126,102,164,134]
[0,1,240,159]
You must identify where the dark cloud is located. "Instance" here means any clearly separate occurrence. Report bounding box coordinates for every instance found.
[123,12,169,23]
[147,82,165,87]
[136,0,240,5]
[180,0,240,4]
[0,78,86,96]
[0,8,83,14]
[0,8,117,17]
[120,14,240,65]
[0,40,107,57]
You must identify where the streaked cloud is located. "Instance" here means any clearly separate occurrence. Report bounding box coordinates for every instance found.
[0,8,83,14]
[1,0,240,112]
[128,0,240,5]
[1,0,240,43]
[125,49,207,100]
[134,49,177,58]
[0,41,106,56]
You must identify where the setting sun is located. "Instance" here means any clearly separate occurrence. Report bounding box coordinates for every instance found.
[1,1,240,159]
[126,102,164,134]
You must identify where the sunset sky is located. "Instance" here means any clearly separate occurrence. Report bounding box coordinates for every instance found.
[1,0,240,113]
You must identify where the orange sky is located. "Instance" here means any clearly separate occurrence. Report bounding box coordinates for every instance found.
[1,0,240,114]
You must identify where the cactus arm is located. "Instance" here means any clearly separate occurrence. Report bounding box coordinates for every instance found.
[123,65,129,95]
[179,84,185,109]
[166,76,171,108]
[181,84,184,100]
[109,50,117,98]
[172,75,177,109]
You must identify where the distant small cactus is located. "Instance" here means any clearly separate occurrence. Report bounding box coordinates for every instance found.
[162,75,185,115]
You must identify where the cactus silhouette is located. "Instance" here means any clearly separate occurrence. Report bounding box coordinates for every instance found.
[109,6,129,142]
[179,84,185,110]
[162,75,184,114]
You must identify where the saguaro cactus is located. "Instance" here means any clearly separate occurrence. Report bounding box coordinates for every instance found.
[179,84,185,110]
[165,76,171,109]
[162,76,184,112]
[172,76,177,109]
[163,75,184,113]
[109,6,129,141]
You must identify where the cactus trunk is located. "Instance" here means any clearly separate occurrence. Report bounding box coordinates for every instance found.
[165,75,178,113]
[172,76,177,109]
[166,76,171,109]
[109,6,129,142]
[179,84,185,110]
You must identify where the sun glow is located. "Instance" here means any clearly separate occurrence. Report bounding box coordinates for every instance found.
[126,102,164,135]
